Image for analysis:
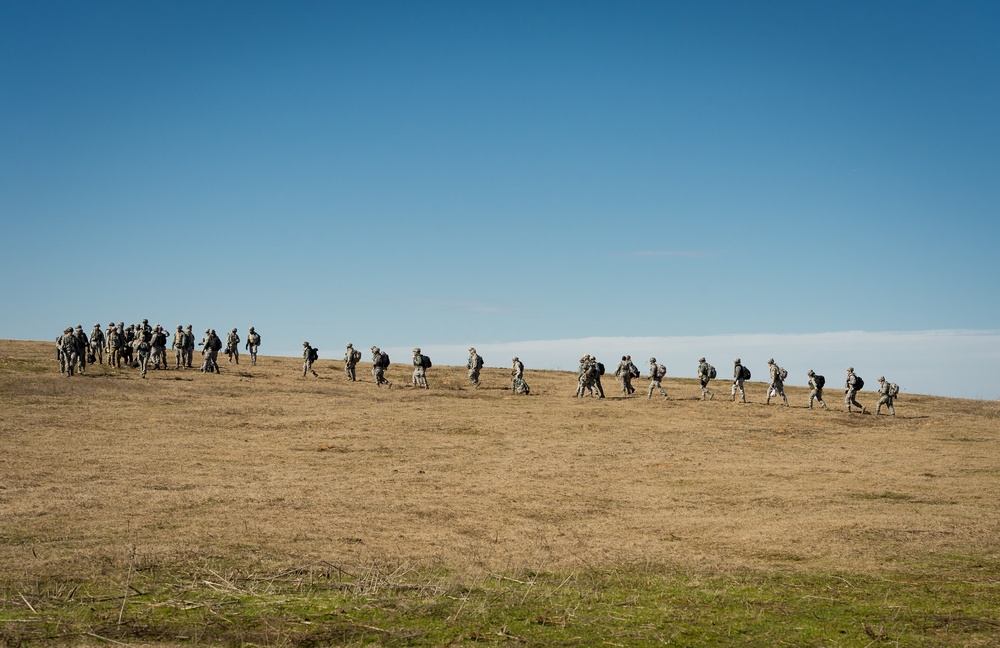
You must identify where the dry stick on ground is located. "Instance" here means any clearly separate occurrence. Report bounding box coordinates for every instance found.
[18,592,37,614]
[117,545,136,625]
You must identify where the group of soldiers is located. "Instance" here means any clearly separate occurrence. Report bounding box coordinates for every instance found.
[55,326,899,414]
[55,321,262,379]
[569,354,898,415]
[300,343,531,395]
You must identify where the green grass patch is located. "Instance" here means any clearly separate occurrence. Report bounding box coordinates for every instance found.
[3,560,999,647]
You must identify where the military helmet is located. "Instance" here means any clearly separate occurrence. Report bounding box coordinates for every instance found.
[210,329,216,335]
[232,328,237,332]
[304,341,309,346]
[94,322,100,327]
[346,343,353,348]
[847,367,854,372]
[699,357,706,363]
[734,358,741,364]
[413,347,420,353]
[878,376,885,382]
[249,326,254,331]
[807,370,815,376]
[512,356,518,362]
[767,358,775,364]
[649,357,656,363]
[177,325,183,330]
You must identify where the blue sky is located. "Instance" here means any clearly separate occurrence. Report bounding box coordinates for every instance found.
[2,1,998,397]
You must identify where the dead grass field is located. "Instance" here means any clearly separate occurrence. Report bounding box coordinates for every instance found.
[2,338,999,645]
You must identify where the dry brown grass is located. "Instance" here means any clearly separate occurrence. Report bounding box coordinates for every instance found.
[2,338,998,584]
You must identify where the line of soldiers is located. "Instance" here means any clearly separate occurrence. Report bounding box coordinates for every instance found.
[54,328,899,414]
[56,321,262,378]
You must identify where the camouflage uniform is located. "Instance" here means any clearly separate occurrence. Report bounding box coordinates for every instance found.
[511,356,529,394]
[467,348,483,387]
[107,326,123,368]
[344,343,361,381]
[90,324,105,365]
[183,325,195,367]
[845,368,866,413]
[371,346,391,388]
[766,358,788,405]
[575,355,598,397]
[615,356,633,396]
[121,324,134,367]
[807,370,827,409]
[647,358,668,399]
[58,328,79,376]
[150,326,168,370]
[246,327,261,365]
[731,358,747,403]
[136,328,152,378]
[201,329,221,374]
[876,377,896,416]
[412,348,428,389]
[73,326,88,373]
[697,357,714,401]
[226,329,240,364]
[172,326,187,368]
[302,342,318,377]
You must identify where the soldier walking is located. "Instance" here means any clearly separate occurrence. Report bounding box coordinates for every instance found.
[511,356,529,394]
[302,341,319,377]
[467,347,484,387]
[845,367,866,413]
[732,358,747,403]
[136,327,152,378]
[647,357,669,399]
[807,370,827,409]
[371,346,392,388]
[344,343,361,381]
[697,357,715,400]
[58,327,79,376]
[150,325,169,370]
[875,376,897,416]
[107,324,123,369]
[183,325,195,367]
[245,327,261,365]
[201,329,222,374]
[766,358,788,405]
[172,326,187,368]
[615,356,635,396]
[73,325,89,373]
[412,347,429,389]
[90,323,105,365]
[226,328,240,364]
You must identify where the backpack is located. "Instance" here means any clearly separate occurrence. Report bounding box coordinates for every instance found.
[352,349,362,363]
[421,355,432,369]
[308,347,319,362]
[853,375,864,391]
[815,374,826,388]
[475,355,484,369]
[250,333,261,345]
[707,365,717,380]
[888,383,900,398]
[211,337,223,352]
[656,363,667,380]
[629,364,640,378]
[779,367,788,381]
[596,362,605,376]
[741,366,751,380]
[376,353,390,368]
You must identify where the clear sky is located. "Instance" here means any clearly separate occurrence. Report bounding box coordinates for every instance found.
[2,1,999,398]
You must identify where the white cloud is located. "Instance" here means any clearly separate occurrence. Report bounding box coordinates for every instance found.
[385,330,1000,400]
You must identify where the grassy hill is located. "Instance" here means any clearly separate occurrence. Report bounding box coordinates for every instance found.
[2,339,998,646]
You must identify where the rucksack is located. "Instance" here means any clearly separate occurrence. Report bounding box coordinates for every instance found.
[707,365,717,380]
[211,337,223,352]
[779,367,788,381]
[596,362,605,376]
[741,366,751,380]
[815,375,826,388]
[421,355,432,369]
[352,349,362,363]
[308,347,319,362]
[377,353,390,368]
[888,383,900,398]
[475,355,484,369]
[656,363,667,380]
[629,364,640,378]
[250,333,261,345]
[853,375,864,391]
